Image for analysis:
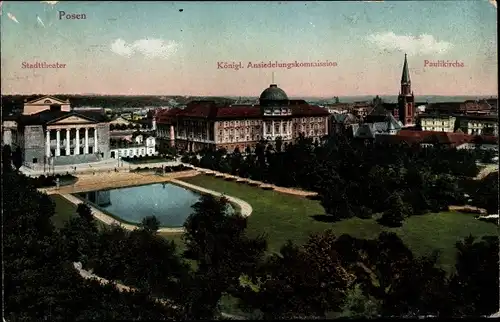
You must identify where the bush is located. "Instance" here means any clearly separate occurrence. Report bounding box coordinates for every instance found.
[224,177,236,181]
[261,186,274,190]
[248,182,259,187]
[205,172,215,176]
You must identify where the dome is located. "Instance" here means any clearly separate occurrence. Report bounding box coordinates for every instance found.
[259,84,289,101]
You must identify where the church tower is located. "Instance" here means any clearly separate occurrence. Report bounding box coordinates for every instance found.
[397,54,415,126]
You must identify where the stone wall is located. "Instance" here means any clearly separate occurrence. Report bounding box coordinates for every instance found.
[97,123,110,158]
[53,154,100,166]
[23,125,46,164]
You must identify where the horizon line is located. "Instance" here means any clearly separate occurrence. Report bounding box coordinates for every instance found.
[1,93,498,98]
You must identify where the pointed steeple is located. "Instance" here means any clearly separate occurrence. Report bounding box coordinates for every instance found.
[401,53,411,84]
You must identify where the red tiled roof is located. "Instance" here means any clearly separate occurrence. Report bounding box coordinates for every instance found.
[155,101,329,122]
[378,130,498,147]
[216,106,261,119]
[291,104,330,117]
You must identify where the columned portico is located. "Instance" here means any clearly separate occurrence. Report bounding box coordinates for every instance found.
[75,128,80,155]
[55,130,61,156]
[65,129,70,155]
[84,128,89,154]
[44,125,100,159]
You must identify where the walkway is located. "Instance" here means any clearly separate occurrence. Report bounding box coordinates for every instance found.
[73,262,246,320]
[475,163,498,180]
[185,164,318,197]
[41,170,198,195]
[21,158,182,177]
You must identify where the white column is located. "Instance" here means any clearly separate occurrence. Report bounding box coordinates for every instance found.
[75,128,80,155]
[84,128,89,154]
[55,130,61,156]
[94,127,98,154]
[65,129,70,155]
[272,120,275,137]
[46,130,51,157]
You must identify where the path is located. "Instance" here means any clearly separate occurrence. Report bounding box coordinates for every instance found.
[73,262,246,320]
[475,163,498,180]
[41,170,198,195]
[185,165,318,197]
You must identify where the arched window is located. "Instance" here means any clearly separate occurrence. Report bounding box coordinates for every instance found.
[44,100,52,104]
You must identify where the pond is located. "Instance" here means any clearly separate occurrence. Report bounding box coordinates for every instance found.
[77,183,214,228]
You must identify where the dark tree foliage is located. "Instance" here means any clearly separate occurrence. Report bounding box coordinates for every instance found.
[2,144,12,170]
[12,145,23,170]
[76,203,94,222]
[332,232,451,317]
[141,215,161,233]
[470,172,499,214]
[182,194,267,319]
[4,170,182,321]
[236,231,355,319]
[448,235,499,317]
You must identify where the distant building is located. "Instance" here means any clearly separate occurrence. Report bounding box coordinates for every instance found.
[376,130,498,150]
[109,134,157,159]
[3,96,110,168]
[156,83,330,152]
[329,113,359,136]
[352,113,402,139]
[419,114,457,132]
[417,113,498,136]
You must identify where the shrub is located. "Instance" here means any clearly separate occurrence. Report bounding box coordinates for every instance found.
[224,177,236,181]
[261,186,274,190]
[248,182,259,187]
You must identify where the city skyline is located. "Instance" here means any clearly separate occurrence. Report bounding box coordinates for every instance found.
[1,1,497,96]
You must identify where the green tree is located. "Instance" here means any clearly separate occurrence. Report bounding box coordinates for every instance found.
[12,146,23,170]
[182,194,267,319]
[140,215,160,234]
[378,192,411,227]
[2,144,12,171]
[448,235,499,317]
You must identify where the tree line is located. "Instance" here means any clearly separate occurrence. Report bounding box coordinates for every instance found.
[183,135,497,226]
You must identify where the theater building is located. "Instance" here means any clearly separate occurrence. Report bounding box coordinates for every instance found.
[8,96,111,168]
[156,84,330,152]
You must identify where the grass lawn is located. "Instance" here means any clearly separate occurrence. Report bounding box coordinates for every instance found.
[49,194,107,230]
[179,175,498,273]
[50,194,78,229]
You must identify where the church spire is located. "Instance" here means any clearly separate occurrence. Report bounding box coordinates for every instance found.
[401,53,411,84]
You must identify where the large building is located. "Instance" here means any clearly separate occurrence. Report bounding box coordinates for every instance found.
[3,96,111,168]
[156,84,330,152]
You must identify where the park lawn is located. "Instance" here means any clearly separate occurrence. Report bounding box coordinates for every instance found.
[179,174,498,273]
[50,194,78,229]
[49,194,107,230]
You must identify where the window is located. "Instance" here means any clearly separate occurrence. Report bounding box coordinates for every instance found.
[44,100,52,104]
[32,158,38,164]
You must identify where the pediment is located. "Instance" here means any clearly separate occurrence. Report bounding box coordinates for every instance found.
[25,96,68,105]
[50,114,97,125]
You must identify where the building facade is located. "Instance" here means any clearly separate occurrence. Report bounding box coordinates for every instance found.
[420,114,457,132]
[109,135,158,159]
[6,96,111,168]
[156,84,330,152]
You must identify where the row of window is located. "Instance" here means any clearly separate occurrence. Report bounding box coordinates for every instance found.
[115,148,155,157]
[220,117,325,127]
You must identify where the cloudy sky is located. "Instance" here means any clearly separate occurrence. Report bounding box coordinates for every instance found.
[1,1,497,96]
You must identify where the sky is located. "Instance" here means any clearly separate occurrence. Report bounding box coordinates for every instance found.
[1,1,498,97]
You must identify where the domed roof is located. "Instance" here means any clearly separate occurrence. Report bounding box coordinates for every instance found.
[259,84,288,101]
